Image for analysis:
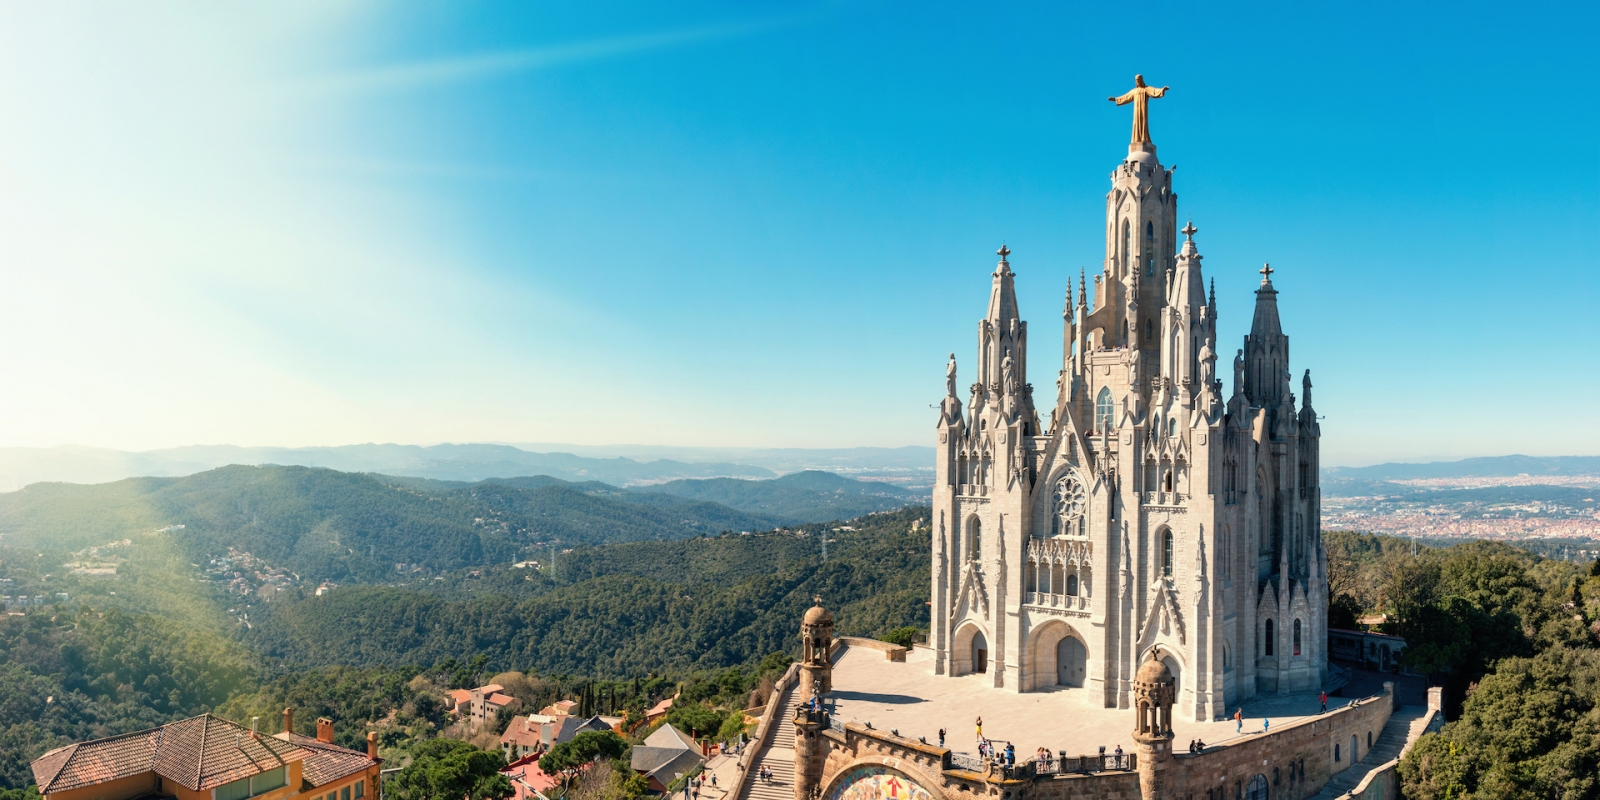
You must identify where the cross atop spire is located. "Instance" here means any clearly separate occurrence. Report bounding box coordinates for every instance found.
[997,244,1011,260]
[1259,263,1274,281]
[1182,220,1197,241]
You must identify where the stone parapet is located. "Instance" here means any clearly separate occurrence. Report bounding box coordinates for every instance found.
[835,638,909,662]
[1166,683,1395,800]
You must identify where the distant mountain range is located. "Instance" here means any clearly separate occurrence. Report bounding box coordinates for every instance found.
[0,443,937,492]
[0,465,920,581]
[1325,455,1600,481]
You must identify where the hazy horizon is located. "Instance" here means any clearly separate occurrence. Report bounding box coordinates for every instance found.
[0,3,1593,466]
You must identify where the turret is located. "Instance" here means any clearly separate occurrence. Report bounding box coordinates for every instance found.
[1243,264,1290,411]
[980,245,1026,399]
[1161,221,1213,391]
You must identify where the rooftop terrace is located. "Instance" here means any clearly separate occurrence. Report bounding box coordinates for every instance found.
[827,644,1376,758]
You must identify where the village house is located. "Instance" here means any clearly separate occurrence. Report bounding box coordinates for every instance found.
[628,724,702,794]
[30,709,379,800]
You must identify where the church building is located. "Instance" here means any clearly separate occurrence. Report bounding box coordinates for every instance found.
[928,77,1327,721]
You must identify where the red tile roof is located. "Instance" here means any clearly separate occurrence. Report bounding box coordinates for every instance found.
[486,693,519,708]
[499,717,542,750]
[32,715,311,794]
[275,733,379,787]
[31,729,163,794]
[502,755,560,800]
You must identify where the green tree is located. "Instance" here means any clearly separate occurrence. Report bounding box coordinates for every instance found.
[389,739,513,800]
[880,627,921,647]
[1328,594,1363,631]
[539,730,627,777]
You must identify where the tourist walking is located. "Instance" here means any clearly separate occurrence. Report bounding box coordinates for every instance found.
[1263,718,1270,733]
[1005,743,1015,768]
[1234,707,1244,733]
[976,716,983,740]
[1320,691,1328,713]
[939,728,946,747]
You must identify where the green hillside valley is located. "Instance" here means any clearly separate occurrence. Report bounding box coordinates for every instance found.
[0,465,927,790]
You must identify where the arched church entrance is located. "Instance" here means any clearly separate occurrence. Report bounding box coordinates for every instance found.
[951,623,988,676]
[1027,621,1088,690]
[1057,637,1086,686]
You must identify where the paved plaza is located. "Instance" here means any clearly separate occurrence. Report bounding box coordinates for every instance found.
[828,644,1369,759]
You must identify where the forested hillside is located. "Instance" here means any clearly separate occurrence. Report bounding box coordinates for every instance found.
[1323,531,1600,798]
[0,465,780,582]
[245,508,930,675]
[0,608,256,788]
[639,470,921,523]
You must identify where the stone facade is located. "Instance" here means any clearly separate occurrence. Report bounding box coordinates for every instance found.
[929,126,1327,721]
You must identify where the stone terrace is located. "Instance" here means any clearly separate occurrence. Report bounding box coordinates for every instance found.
[829,644,1358,758]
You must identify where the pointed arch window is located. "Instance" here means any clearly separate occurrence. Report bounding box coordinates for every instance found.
[1293,618,1302,656]
[968,518,982,561]
[1145,221,1155,276]
[1067,574,1079,596]
[1095,387,1115,433]
[1265,619,1275,656]
[1162,529,1174,577]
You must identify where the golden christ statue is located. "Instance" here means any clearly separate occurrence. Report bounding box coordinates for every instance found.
[1108,74,1170,145]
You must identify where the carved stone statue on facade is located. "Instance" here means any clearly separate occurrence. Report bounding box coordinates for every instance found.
[946,353,958,397]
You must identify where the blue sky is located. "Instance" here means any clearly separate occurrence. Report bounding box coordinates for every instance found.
[0,1,1593,465]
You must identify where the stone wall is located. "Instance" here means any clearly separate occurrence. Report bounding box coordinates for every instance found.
[1163,683,1395,800]
[808,683,1394,800]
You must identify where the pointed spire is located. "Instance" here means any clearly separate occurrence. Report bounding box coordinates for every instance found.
[1078,267,1088,308]
[1064,276,1074,316]
[1208,277,1216,309]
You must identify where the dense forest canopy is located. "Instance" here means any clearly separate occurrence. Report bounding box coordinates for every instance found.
[7,464,1600,799]
[1325,531,1600,799]
[0,463,928,791]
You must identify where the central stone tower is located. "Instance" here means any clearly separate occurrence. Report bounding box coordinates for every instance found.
[928,79,1327,720]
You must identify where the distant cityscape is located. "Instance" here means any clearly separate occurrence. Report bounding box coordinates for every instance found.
[1324,475,1600,542]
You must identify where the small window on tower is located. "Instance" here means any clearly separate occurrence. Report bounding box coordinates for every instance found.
[1162,530,1173,577]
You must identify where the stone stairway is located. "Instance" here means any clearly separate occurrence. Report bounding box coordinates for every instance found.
[1313,706,1432,799]
[737,684,802,800]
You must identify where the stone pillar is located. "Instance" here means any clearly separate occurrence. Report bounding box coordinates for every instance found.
[1132,652,1176,800]
[793,712,824,800]
[799,600,835,701]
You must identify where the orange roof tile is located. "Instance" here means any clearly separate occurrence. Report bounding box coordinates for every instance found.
[276,732,379,787]
[33,715,310,794]
[499,718,542,749]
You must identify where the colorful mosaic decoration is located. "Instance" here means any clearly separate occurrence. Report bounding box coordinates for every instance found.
[827,766,933,800]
